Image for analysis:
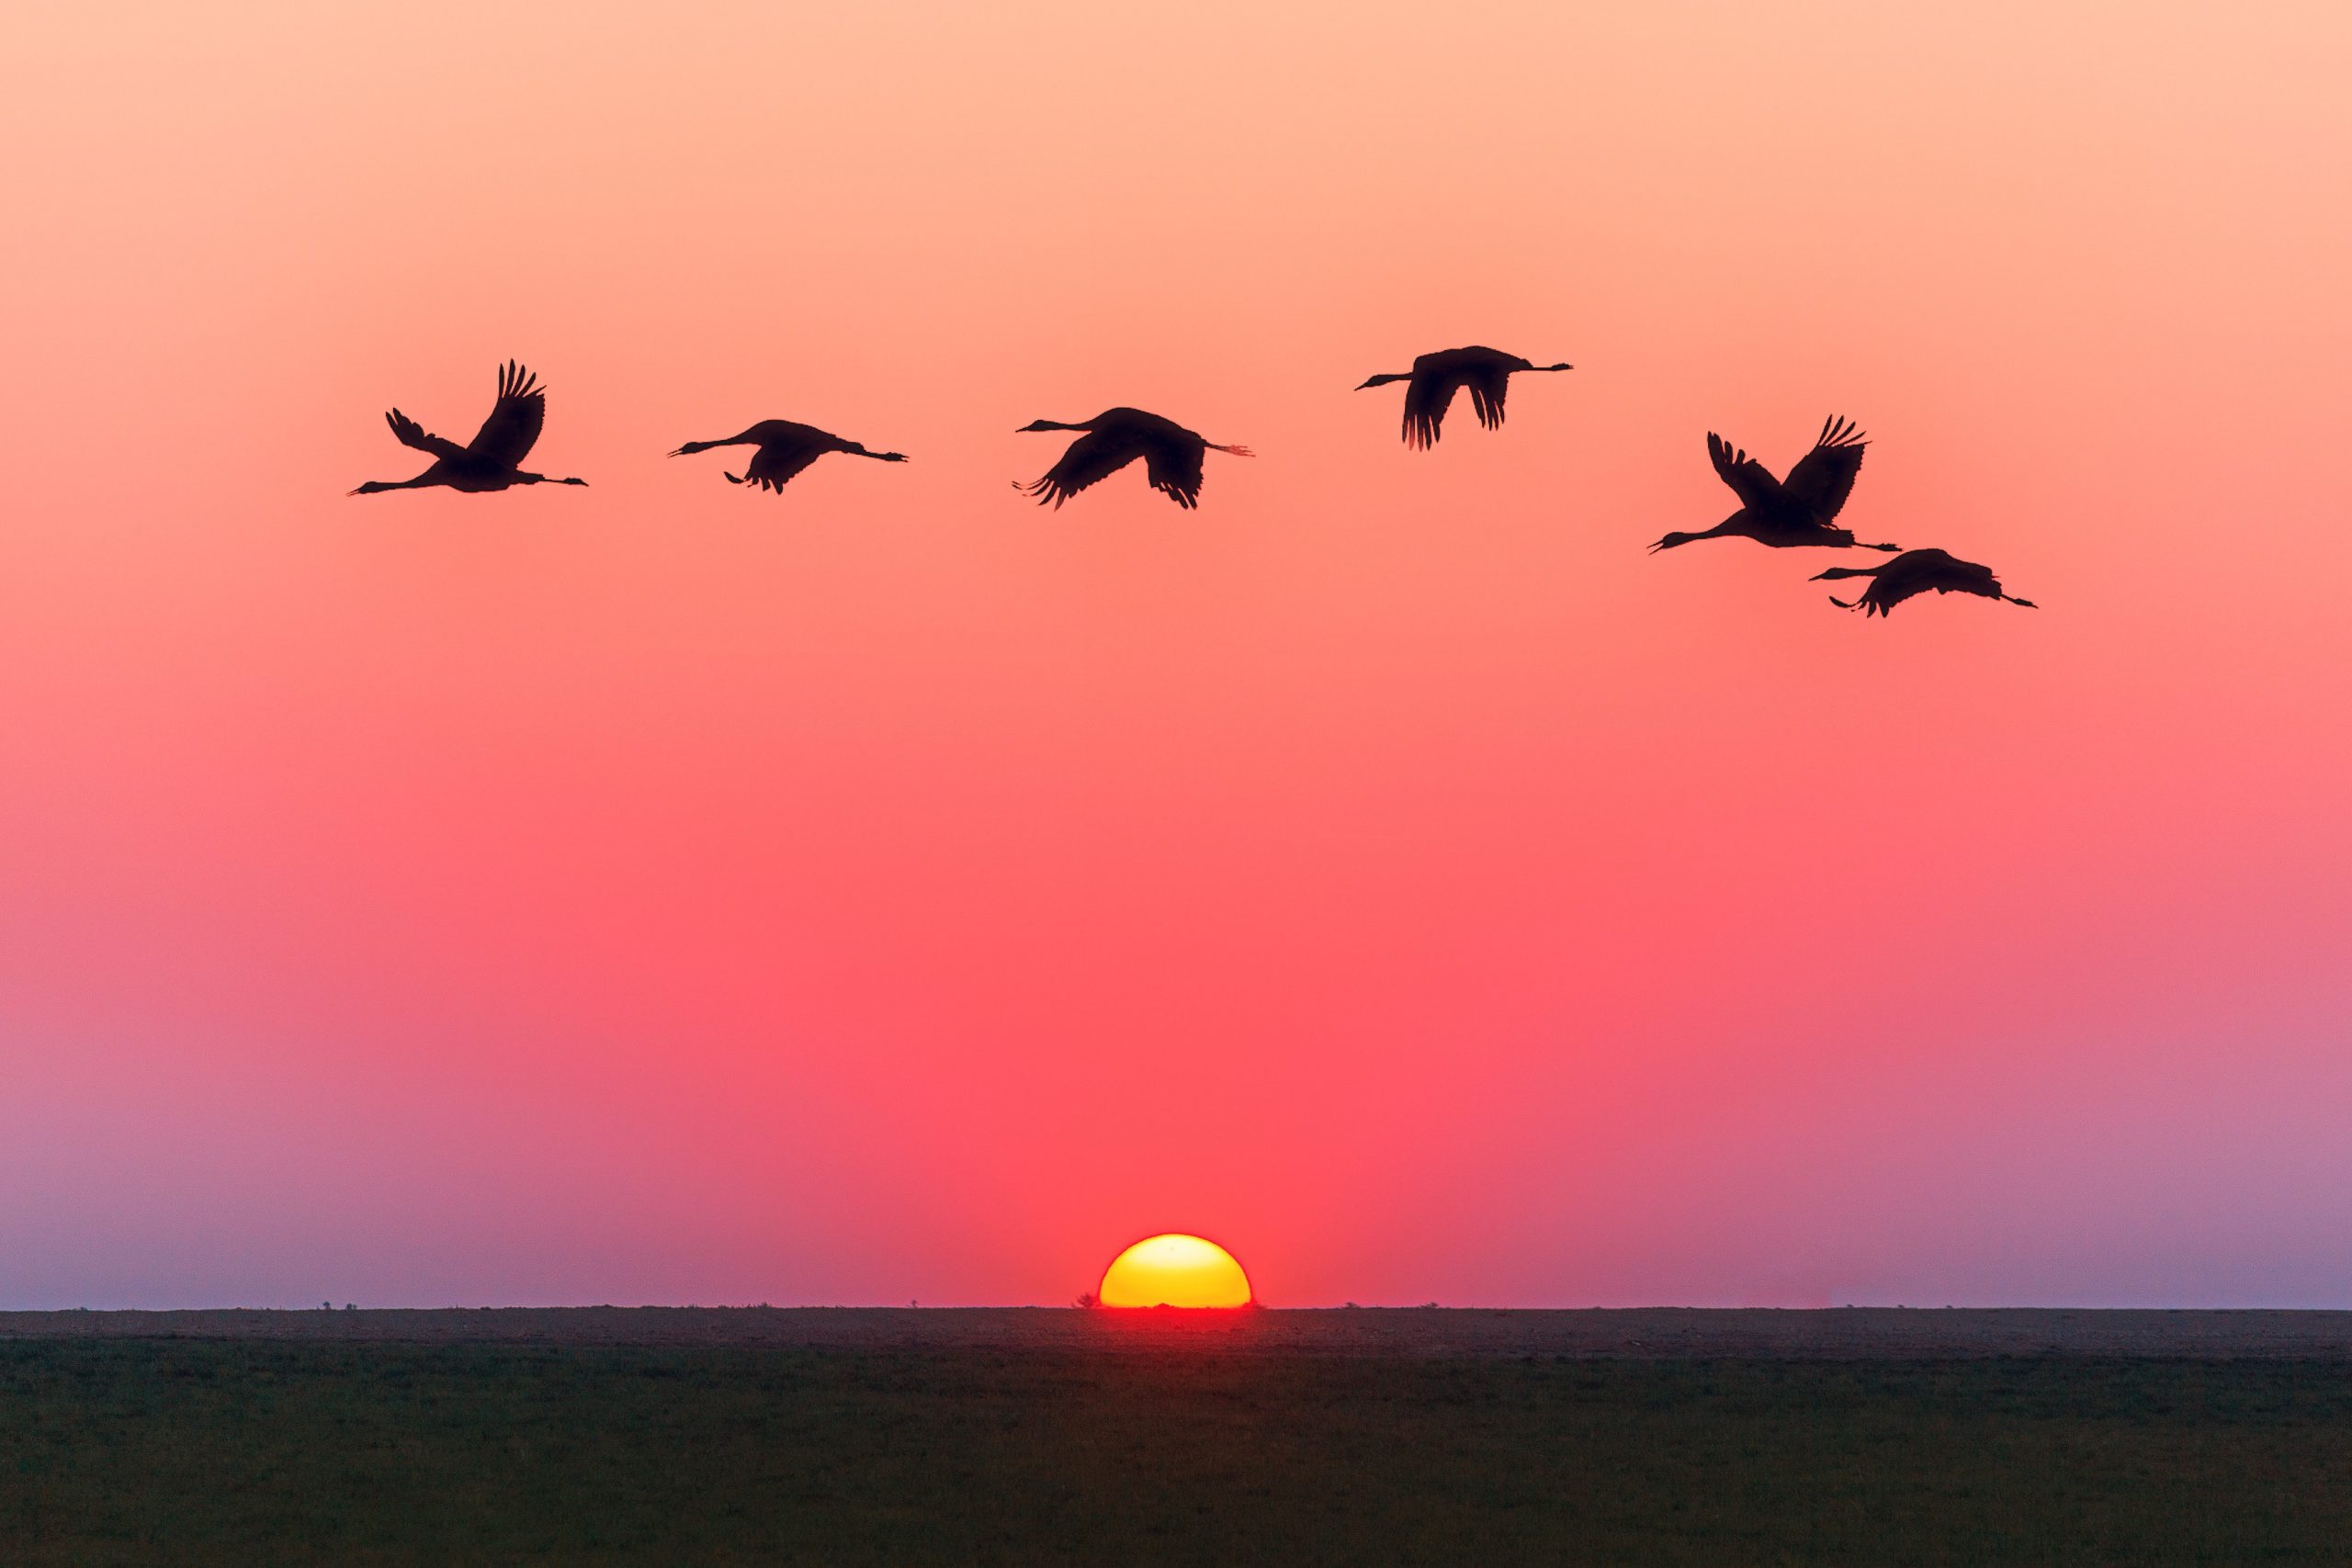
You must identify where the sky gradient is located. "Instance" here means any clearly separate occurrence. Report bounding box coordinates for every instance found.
[4,1,2349,1309]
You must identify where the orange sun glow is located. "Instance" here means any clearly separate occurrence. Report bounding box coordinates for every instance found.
[1096,1234,1253,1308]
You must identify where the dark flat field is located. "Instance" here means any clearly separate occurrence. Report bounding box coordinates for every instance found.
[10,1303,2352,1357]
[5,1310,2350,1565]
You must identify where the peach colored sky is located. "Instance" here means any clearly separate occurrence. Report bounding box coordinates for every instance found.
[3,2,2349,1307]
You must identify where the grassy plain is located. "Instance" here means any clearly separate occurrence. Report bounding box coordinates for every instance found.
[4,1310,2348,1565]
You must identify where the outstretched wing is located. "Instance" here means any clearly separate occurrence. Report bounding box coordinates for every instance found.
[1142,434,1207,509]
[1919,551,2002,599]
[1018,431,1142,508]
[385,409,463,461]
[732,439,824,493]
[1706,432,1786,513]
[463,360,547,470]
[1464,364,1512,431]
[1402,370,1465,448]
[1780,416,1868,521]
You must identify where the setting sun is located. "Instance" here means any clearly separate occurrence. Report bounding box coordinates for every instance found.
[1096,1235,1253,1309]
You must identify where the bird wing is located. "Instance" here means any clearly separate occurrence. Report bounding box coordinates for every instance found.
[1019,430,1142,507]
[1922,552,2002,598]
[1465,364,1512,431]
[1855,551,1948,615]
[462,360,548,470]
[736,439,825,492]
[385,409,464,461]
[1863,574,1927,616]
[1402,371,1464,449]
[1142,434,1207,510]
[1705,433,1786,513]
[1779,417,1868,521]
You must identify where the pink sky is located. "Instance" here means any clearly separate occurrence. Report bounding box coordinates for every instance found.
[3,1,2349,1308]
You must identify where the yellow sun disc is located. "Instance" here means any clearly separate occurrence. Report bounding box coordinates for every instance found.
[1096,1234,1252,1308]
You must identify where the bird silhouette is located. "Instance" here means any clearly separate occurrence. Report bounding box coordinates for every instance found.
[1649,417,1895,553]
[1813,548,2038,617]
[1015,408,1252,510]
[1354,346,1573,448]
[670,420,908,491]
[349,361,586,496]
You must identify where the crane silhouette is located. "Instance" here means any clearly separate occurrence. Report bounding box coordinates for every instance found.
[1649,417,1895,553]
[1813,548,2038,617]
[348,361,586,496]
[1015,408,1252,510]
[1354,346,1573,448]
[670,421,908,491]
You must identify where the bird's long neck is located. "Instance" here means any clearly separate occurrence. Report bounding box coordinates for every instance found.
[1528,362,1573,373]
[1028,420,1091,432]
[1651,518,1736,552]
[1357,372,1412,389]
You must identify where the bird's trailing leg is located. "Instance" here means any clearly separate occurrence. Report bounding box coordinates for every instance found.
[1208,443,1254,457]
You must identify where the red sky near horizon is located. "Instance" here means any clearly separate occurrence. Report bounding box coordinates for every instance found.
[4,1,2349,1309]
